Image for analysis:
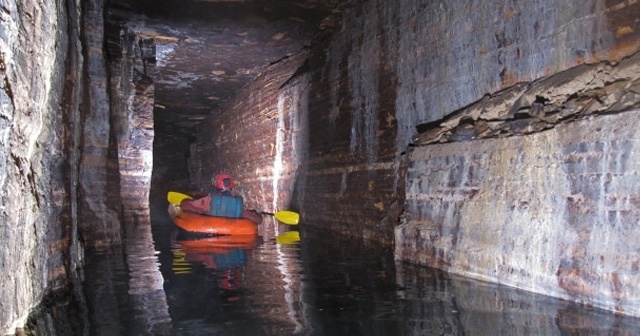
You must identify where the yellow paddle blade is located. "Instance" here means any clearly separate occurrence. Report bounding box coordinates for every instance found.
[274,210,300,225]
[276,231,300,244]
[167,191,193,205]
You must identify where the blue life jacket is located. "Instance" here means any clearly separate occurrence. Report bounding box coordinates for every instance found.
[208,194,244,218]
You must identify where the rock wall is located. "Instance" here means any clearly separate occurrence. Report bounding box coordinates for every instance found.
[107,22,156,222]
[296,0,405,243]
[390,0,640,317]
[0,0,83,333]
[295,0,637,242]
[0,0,156,332]
[397,56,640,316]
[78,0,124,247]
[222,0,640,316]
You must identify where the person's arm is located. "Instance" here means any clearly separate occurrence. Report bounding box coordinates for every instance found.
[242,208,263,225]
[181,195,212,214]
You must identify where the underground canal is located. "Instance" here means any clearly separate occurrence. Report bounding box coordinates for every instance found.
[3,0,640,334]
[78,197,640,335]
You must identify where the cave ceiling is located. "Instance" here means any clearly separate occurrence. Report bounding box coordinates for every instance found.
[107,0,343,137]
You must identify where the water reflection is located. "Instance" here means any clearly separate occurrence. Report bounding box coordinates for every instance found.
[82,214,172,336]
[173,233,256,300]
[396,263,640,335]
[296,228,640,336]
[78,205,640,336]
[161,225,306,335]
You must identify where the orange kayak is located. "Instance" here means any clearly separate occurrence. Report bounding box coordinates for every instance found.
[168,204,258,235]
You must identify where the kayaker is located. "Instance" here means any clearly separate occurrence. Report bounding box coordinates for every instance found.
[180,173,263,224]
[213,173,234,196]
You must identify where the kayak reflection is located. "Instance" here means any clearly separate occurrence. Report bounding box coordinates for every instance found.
[171,231,258,302]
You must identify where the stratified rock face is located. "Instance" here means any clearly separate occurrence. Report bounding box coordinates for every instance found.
[304,0,640,316]
[290,0,637,244]
[394,14,640,319]
[78,0,125,247]
[186,53,310,217]
[0,0,155,332]
[398,105,640,316]
[108,26,156,221]
[0,0,81,334]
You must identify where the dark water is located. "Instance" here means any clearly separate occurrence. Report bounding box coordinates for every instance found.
[77,205,640,336]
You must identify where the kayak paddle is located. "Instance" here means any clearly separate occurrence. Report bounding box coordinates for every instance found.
[260,210,299,225]
[167,191,193,205]
[167,191,300,225]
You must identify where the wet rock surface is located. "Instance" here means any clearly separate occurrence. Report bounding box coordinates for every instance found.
[412,55,640,145]
[2,0,640,333]
[398,59,640,315]
[0,0,82,334]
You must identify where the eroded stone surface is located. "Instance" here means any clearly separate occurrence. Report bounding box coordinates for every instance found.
[108,27,156,222]
[0,0,80,334]
[3,0,638,332]
[398,105,640,316]
[413,54,640,144]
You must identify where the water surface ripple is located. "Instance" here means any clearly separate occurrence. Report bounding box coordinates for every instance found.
[80,206,640,335]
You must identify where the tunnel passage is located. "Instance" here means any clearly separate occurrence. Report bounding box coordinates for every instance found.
[105,0,349,218]
[0,0,640,333]
[4,0,640,333]
[106,0,640,318]
[106,0,404,244]
[0,0,640,329]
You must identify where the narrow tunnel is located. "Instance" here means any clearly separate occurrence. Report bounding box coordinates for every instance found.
[2,0,640,334]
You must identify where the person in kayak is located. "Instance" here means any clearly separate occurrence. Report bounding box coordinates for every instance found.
[180,173,263,224]
[212,173,234,196]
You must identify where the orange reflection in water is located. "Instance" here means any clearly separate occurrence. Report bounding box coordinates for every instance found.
[172,233,258,295]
